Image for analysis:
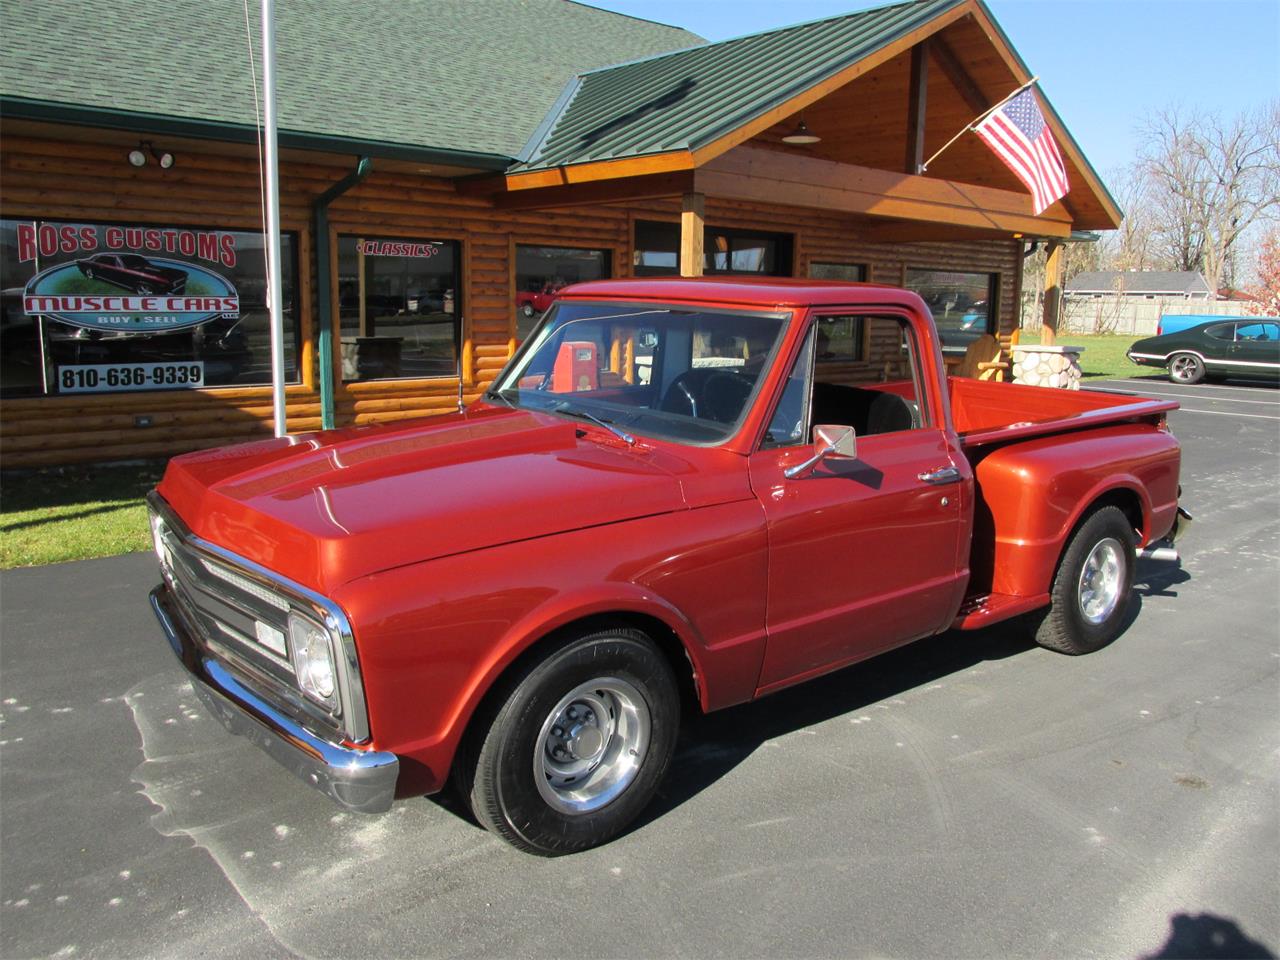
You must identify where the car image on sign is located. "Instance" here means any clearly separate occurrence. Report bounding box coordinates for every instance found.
[77,253,188,295]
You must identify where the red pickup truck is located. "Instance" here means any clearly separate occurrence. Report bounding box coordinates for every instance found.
[148,278,1188,855]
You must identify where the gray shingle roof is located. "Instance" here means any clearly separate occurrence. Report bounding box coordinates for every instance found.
[1066,271,1212,295]
[515,0,962,170]
[0,0,702,159]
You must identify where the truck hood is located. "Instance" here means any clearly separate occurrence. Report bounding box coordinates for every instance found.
[157,407,691,592]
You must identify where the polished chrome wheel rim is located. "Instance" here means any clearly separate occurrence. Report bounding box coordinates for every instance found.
[1078,537,1124,624]
[1170,355,1199,382]
[534,677,649,815]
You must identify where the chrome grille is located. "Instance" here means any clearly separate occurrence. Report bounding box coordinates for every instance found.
[148,494,368,742]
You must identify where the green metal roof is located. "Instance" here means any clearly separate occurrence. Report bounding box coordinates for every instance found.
[515,0,963,170]
[0,0,702,163]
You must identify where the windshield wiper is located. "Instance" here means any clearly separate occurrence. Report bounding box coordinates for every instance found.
[553,401,636,445]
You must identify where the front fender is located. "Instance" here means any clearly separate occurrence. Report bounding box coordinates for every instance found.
[331,500,769,794]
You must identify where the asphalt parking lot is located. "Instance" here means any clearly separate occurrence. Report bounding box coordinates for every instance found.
[1,375,1277,960]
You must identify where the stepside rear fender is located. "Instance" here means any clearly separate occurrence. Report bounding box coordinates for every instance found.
[968,423,1181,598]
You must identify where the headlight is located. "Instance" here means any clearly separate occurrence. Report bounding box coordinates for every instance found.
[288,611,339,710]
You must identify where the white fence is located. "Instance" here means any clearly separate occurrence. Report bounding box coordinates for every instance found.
[1021,296,1256,336]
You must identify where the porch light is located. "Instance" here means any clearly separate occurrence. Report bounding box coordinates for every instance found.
[781,118,821,145]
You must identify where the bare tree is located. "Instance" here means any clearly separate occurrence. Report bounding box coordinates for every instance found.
[1098,164,1157,271]
[1137,102,1280,295]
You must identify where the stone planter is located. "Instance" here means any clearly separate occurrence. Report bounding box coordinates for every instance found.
[1012,344,1085,390]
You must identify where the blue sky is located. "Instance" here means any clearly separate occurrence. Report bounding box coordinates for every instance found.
[586,0,1280,179]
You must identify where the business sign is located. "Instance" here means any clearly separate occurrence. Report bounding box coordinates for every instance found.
[356,239,442,258]
[57,361,205,394]
[17,223,240,334]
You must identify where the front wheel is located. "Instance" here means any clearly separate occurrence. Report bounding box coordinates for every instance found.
[1030,505,1137,655]
[462,627,680,855]
[1169,352,1205,384]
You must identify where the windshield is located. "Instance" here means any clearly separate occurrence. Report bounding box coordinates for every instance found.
[490,301,790,445]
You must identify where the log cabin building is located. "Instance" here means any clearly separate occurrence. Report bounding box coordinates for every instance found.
[0,0,1119,468]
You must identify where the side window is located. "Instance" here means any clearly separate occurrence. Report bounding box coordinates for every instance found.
[763,315,927,449]
[1235,323,1274,342]
[764,328,814,448]
[815,314,864,362]
[1204,323,1235,341]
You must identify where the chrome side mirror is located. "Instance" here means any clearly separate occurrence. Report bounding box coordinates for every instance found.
[784,424,857,479]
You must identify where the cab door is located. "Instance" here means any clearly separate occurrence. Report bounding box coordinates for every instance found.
[748,311,972,692]
[1230,321,1280,377]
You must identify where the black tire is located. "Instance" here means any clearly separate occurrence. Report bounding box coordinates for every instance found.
[1030,505,1137,655]
[1168,352,1205,385]
[521,303,535,318]
[462,627,679,855]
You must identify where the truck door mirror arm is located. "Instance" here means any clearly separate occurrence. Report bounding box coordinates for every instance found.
[784,424,857,479]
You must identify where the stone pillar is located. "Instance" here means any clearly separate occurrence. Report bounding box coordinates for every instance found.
[1012,344,1085,390]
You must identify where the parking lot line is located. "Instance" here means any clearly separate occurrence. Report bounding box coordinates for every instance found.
[1117,379,1278,396]
[1088,385,1280,407]
[1168,408,1280,421]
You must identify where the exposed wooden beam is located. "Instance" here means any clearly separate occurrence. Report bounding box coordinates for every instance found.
[906,40,929,175]
[861,221,1027,243]
[501,151,694,192]
[680,192,705,277]
[1043,239,1064,343]
[930,34,988,115]
[698,146,1072,238]
[489,171,694,210]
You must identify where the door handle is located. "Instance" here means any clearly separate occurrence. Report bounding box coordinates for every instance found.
[918,465,961,484]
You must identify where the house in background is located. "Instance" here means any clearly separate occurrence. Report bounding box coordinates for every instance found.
[1066,270,1215,301]
[1058,269,1265,336]
[0,0,1120,467]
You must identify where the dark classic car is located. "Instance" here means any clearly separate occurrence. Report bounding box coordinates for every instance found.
[76,253,188,295]
[1128,318,1280,384]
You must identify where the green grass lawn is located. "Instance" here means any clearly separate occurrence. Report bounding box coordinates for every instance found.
[0,462,164,568]
[1024,332,1148,381]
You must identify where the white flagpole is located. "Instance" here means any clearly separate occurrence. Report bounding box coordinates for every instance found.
[920,75,1039,174]
[260,0,288,437]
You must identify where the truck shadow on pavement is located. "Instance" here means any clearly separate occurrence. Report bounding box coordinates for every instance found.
[640,617,1050,828]
[639,579,1175,829]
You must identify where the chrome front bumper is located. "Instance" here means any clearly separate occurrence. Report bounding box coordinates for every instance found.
[150,585,398,814]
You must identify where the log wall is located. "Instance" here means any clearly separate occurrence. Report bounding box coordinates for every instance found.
[0,128,1021,468]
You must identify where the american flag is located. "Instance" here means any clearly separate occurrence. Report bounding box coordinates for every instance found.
[974,88,1069,215]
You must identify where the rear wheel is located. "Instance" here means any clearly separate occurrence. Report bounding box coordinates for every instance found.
[1030,505,1137,655]
[462,627,679,855]
[1169,352,1205,384]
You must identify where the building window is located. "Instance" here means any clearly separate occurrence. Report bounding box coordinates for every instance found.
[0,218,300,398]
[809,262,867,282]
[337,236,459,381]
[633,220,793,277]
[515,245,611,342]
[905,268,999,350]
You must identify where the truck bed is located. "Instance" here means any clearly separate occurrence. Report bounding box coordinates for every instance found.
[949,377,1178,449]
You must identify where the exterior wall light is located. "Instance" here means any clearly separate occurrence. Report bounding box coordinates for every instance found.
[781,118,821,145]
[127,141,176,168]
